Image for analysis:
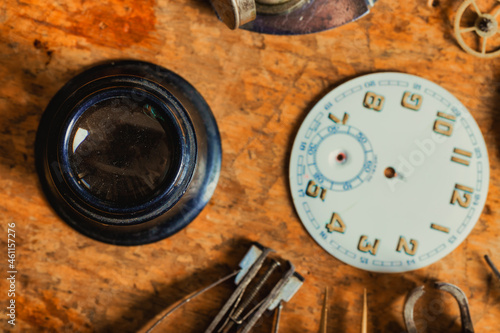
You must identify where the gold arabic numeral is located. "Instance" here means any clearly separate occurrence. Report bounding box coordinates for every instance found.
[328,112,349,125]
[325,213,346,233]
[320,189,327,201]
[451,148,472,166]
[357,235,380,256]
[430,223,450,233]
[401,91,423,111]
[396,237,419,256]
[305,180,327,201]
[363,92,385,111]
[450,183,473,208]
[433,112,456,136]
[434,120,453,136]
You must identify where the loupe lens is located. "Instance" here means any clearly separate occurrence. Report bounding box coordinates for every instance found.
[68,96,176,206]
[35,61,221,245]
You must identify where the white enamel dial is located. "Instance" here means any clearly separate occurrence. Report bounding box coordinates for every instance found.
[289,73,489,273]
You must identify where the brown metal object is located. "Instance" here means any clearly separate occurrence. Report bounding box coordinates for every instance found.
[361,289,367,333]
[318,288,328,333]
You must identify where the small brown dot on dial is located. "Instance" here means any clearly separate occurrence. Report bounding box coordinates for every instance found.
[384,167,396,179]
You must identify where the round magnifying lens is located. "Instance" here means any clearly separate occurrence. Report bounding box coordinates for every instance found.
[67,96,177,206]
[36,61,221,245]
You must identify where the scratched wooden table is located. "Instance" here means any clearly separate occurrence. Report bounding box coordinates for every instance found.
[0,0,499,332]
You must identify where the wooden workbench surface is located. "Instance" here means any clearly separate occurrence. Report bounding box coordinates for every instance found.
[1,0,499,332]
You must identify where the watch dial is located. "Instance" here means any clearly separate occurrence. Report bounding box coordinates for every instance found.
[289,72,490,273]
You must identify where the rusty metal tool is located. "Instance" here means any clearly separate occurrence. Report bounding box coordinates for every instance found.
[140,243,304,333]
[318,288,328,333]
[404,282,474,333]
[361,288,367,333]
[485,255,500,280]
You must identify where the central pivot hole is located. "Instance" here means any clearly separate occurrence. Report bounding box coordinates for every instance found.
[335,151,348,165]
[474,14,498,37]
[477,17,494,32]
[384,167,397,179]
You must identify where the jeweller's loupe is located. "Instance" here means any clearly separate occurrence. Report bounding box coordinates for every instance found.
[35,61,221,245]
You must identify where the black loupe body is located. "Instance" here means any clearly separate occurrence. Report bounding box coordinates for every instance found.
[35,61,222,245]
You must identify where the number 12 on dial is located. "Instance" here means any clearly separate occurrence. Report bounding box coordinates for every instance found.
[289,73,489,273]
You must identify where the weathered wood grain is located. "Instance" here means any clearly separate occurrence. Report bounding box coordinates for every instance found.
[0,0,499,332]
